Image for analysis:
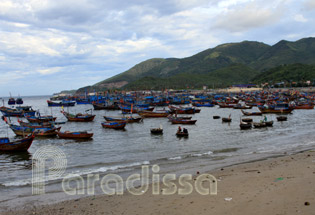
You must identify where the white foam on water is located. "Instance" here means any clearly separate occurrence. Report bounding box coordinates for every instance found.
[1,160,151,187]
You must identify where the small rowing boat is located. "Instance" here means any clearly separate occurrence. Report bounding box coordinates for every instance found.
[57,131,93,139]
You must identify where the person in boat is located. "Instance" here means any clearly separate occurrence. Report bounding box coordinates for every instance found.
[183,128,188,134]
[264,115,267,122]
[178,126,182,132]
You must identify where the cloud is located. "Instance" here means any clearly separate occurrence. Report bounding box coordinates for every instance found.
[304,0,315,10]
[38,67,63,75]
[0,0,314,95]
[213,1,284,32]
[294,14,307,22]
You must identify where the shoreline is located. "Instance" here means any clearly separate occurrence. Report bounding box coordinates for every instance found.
[3,149,315,215]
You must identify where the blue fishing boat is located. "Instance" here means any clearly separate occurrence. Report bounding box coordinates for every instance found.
[8,97,15,105]
[16,97,23,105]
[47,100,76,107]
[0,133,35,152]
[0,106,36,117]
[101,121,126,129]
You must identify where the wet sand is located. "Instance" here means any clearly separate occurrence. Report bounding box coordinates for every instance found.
[3,150,315,215]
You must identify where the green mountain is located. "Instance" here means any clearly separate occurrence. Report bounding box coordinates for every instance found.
[77,37,315,92]
[252,38,315,71]
[252,63,315,84]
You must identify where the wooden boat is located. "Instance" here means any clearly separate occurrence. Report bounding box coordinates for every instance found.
[294,104,314,109]
[218,103,236,108]
[213,116,220,119]
[62,111,95,122]
[104,116,142,123]
[233,104,253,109]
[16,97,23,105]
[120,105,154,114]
[240,121,252,129]
[192,102,214,107]
[57,131,93,139]
[0,133,35,152]
[93,102,120,110]
[222,118,232,122]
[47,100,76,107]
[25,115,57,123]
[8,97,16,105]
[277,116,287,121]
[138,110,169,118]
[167,115,192,121]
[168,106,200,114]
[150,128,163,134]
[222,115,232,122]
[258,104,294,114]
[176,131,189,137]
[101,121,126,129]
[168,115,196,124]
[9,124,61,137]
[241,118,253,123]
[18,120,53,128]
[253,122,267,128]
[241,110,262,116]
[170,118,197,125]
[0,106,36,117]
[265,121,274,127]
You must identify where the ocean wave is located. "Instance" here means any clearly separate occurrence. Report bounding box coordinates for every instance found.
[1,160,150,187]
[168,156,182,160]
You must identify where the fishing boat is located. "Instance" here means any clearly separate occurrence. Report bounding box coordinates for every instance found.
[192,102,214,107]
[0,133,35,152]
[168,115,197,124]
[265,121,274,127]
[104,116,142,123]
[18,120,53,128]
[47,100,76,107]
[253,122,267,128]
[176,130,189,137]
[138,110,169,118]
[16,97,23,105]
[241,110,262,116]
[93,102,120,110]
[101,121,126,129]
[217,103,236,108]
[8,97,15,105]
[222,114,232,123]
[294,103,314,109]
[0,106,36,117]
[150,125,163,134]
[233,104,253,109]
[258,103,294,114]
[168,106,200,114]
[57,131,93,139]
[240,121,252,129]
[119,105,154,114]
[61,110,95,122]
[213,116,220,119]
[25,115,57,123]
[8,124,61,137]
[241,118,253,123]
[277,116,287,121]
[167,115,192,121]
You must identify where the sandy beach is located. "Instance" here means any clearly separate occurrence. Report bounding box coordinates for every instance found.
[3,150,315,215]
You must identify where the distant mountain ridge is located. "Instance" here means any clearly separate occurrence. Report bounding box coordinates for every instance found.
[77,37,315,92]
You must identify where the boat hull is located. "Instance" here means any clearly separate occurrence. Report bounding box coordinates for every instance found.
[0,134,34,152]
[101,121,126,129]
[57,132,93,139]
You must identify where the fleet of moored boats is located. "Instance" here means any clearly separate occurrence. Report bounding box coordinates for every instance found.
[1,89,315,152]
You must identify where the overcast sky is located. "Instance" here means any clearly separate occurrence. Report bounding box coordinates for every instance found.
[0,0,314,96]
